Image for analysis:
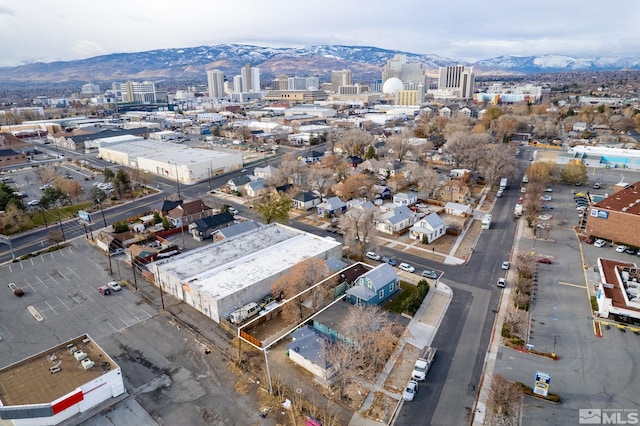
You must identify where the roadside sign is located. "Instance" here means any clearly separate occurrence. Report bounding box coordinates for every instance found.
[533,371,551,397]
[78,210,91,223]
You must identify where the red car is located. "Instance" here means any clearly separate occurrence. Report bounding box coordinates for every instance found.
[536,258,552,264]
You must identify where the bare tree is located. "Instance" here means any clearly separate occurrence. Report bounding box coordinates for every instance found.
[275,154,309,188]
[341,205,377,257]
[489,374,521,418]
[307,164,336,199]
[325,339,358,401]
[47,229,65,247]
[339,129,373,156]
[478,144,518,189]
[503,306,528,336]
[339,173,375,201]
[385,129,413,161]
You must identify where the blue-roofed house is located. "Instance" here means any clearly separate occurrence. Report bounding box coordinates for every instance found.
[345,263,398,305]
[317,196,347,217]
[375,205,417,234]
[409,212,446,243]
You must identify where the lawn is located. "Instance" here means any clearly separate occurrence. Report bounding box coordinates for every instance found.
[383,281,417,314]
[30,201,94,227]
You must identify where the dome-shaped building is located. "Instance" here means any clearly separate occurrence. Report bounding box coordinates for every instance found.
[382,77,404,94]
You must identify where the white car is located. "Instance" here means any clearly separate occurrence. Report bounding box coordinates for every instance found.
[540,195,552,201]
[501,261,510,270]
[399,263,415,273]
[616,245,628,253]
[365,251,381,261]
[107,281,122,291]
[593,239,606,248]
[538,214,552,221]
[497,278,506,288]
[544,188,553,192]
[27,199,40,206]
[403,380,419,401]
[496,189,503,198]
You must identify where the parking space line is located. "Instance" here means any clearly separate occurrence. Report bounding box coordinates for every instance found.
[56,296,70,311]
[65,266,81,279]
[30,258,34,266]
[79,288,94,303]
[44,301,58,315]
[24,280,37,293]
[58,270,70,281]
[107,322,118,332]
[48,275,60,286]
[558,281,586,289]
[35,275,48,289]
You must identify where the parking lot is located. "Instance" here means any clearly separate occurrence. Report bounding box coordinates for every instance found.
[494,172,640,425]
[0,240,155,366]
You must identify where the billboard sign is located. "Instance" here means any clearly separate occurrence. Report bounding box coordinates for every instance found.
[77,210,91,223]
[589,209,608,219]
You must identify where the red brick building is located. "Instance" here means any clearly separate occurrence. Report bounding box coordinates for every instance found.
[586,181,640,248]
[0,149,28,167]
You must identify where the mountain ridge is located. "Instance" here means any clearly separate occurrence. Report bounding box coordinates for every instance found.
[0,44,638,83]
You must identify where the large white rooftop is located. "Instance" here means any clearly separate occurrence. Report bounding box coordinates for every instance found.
[155,223,342,301]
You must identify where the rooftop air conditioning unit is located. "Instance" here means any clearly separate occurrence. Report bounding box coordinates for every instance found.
[81,358,95,370]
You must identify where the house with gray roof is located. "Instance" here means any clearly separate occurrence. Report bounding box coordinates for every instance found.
[227,175,251,192]
[375,205,417,234]
[188,211,235,241]
[409,212,446,243]
[317,196,347,217]
[212,220,261,241]
[292,191,321,210]
[246,179,267,197]
[286,326,334,387]
[345,263,398,305]
[393,192,418,207]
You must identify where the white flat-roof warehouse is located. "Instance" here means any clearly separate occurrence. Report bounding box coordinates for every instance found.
[153,223,343,323]
[98,139,243,184]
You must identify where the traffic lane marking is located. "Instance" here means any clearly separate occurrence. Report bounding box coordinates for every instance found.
[558,281,586,289]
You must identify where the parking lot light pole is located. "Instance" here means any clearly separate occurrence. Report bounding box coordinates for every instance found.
[55,208,66,242]
[264,348,273,394]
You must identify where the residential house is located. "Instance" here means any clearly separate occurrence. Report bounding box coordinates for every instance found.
[439,106,452,117]
[245,179,267,197]
[286,326,334,387]
[372,184,391,199]
[301,150,325,164]
[160,199,183,216]
[227,175,251,193]
[393,192,417,207]
[438,180,471,203]
[359,159,380,173]
[212,220,260,241]
[378,161,403,179]
[409,212,446,243]
[444,202,472,217]
[165,199,214,227]
[188,211,235,241]
[573,122,588,132]
[347,155,364,169]
[376,205,417,234]
[275,183,294,194]
[253,165,278,180]
[317,196,347,217]
[345,263,398,305]
[292,191,321,210]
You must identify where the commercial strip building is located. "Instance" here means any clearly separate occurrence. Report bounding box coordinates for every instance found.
[0,334,124,425]
[152,223,343,323]
[595,258,640,324]
[558,145,640,170]
[585,181,640,248]
[97,139,243,184]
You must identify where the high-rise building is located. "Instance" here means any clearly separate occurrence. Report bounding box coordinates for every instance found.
[81,83,100,95]
[120,81,157,103]
[382,54,424,85]
[241,63,261,93]
[331,69,352,93]
[288,76,320,91]
[207,69,225,98]
[233,75,243,93]
[438,66,475,99]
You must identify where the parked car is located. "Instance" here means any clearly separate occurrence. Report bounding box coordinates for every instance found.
[593,182,601,189]
[593,239,606,248]
[381,256,397,266]
[625,248,637,255]
[537,258,553,264]
[616,245,628,253]
[538,214,552,221]
[228,207,238,215]
[421,270,438,279]
[107,281,122,291]
[399,263,415,273]
[541,205,554,211]
[540,195,552,201]
[496,189,504,198]
[584,238,594,244]
[497,278,506,288]
[501,261,510,270]
[544,188,553,192]
[98,286,111,295]
[27,199,40,206]
[366,251,381,261]
[39,184,53,190]
[403,380,419,401]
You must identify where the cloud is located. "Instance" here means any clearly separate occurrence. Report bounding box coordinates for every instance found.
[72,40,108,59]
[0,5,15,15]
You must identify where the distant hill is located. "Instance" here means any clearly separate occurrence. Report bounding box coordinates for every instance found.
[0,44,638,83]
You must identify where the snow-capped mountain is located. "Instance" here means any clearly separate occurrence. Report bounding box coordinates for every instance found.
[0,44,637,83]
[476,54,640,73]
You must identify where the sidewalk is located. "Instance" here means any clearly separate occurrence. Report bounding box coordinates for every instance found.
[349,282,453,426]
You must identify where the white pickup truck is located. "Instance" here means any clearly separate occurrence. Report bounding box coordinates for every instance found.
[411,347,437,381]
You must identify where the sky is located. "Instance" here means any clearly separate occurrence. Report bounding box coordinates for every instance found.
[0,0,638,67]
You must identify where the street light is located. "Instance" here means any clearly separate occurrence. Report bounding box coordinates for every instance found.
[169,161,181,199]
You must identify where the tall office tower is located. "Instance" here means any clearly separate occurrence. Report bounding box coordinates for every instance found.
[233,75,243,93]
[288,76,320,91]
[382,54,425,85]
[241,63,261,93]
[81,83,100,95]
[207,69,225,98]
[438,65,475,99]
[121,81,157,103]
[331,69,352,93]
[271,75,289,90]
